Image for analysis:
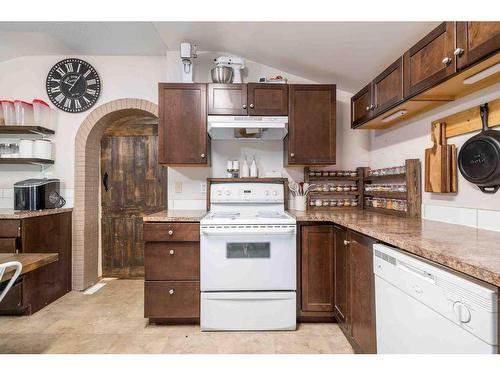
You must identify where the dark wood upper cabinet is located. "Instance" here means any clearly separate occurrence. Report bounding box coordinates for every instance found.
[372,57,404,116]
[207,84,247,115]
[333,226,348,324]
[348,230,377,354]
[158,83,208,165]
[404,22,456,98]
[207,83,288,116]
[247,83,288,115]
[287,84,336,165]
[351,84,372,128]
[301,225,335,314]
[456,22,500,71]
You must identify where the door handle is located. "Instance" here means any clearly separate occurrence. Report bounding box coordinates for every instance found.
[103,172,109,192]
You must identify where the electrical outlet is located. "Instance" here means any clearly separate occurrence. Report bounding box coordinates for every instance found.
[200,182,207,194]
[174,181,182,193]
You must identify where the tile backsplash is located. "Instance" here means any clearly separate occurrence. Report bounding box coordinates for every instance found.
[423,203,500,232]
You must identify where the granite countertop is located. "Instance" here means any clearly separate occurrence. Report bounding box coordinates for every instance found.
[143,210,207,222]
[288,209,500,287]
[0,208,73,219]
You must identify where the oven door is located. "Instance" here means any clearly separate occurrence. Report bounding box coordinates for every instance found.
[200,225,296,291]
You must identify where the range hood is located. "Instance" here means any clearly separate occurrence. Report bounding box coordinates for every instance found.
[207,116,288,140]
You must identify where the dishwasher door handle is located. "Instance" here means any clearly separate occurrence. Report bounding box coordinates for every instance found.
[397,261,436,284]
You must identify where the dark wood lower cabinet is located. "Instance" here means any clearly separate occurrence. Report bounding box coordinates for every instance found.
[145,281,200,320]
[0,212,72,315]
[299,224,335,321]
[347,230,377,354]
[333,226,348,324]
[143,222,200,323]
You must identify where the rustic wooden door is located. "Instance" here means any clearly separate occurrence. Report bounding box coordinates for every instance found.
[456,22,500,70]
[101,122,167,278]
[247,83,288,115]
[300,225,335,314]
[207,83,248,115]
[348,230,377,354]
[287,84,336,165]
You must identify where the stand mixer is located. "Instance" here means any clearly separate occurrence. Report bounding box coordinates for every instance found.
[214,56,245,83]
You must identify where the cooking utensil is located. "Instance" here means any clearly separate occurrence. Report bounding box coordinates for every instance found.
[211,66,233,83]
[458,103,500,194]
[425,122,457,193]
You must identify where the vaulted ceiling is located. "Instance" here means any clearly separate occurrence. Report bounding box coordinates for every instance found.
[0,21,439,92]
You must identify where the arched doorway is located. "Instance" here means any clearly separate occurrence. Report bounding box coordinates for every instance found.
[73,99,161,290]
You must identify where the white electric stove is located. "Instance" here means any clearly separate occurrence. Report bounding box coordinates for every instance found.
[200,182,297,331]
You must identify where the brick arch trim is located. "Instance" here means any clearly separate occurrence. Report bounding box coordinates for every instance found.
[73,98,158,290]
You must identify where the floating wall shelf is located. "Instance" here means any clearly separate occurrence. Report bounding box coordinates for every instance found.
[0,126,55,136]
[0,158,54,166]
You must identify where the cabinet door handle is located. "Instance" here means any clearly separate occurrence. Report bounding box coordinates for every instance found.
[344,240,350,246]
[168,230,174,236]
[200,153,206,158]
[169,289,175,295]
[370,104,376,110]
[454,48,464,56]
[442,57,452,65]
[169,249,175,255]
[249,103,254,109]
[366,106,370,111]
[290,153,295,158]
[242,104,247,109]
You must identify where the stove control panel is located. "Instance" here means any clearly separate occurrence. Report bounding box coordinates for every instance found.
[210,183,284,203]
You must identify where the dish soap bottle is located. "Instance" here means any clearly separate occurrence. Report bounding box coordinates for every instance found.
[250,155,258,177]
[241,156,250,178]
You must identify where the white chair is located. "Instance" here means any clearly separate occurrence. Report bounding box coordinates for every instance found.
[0,261,22,303]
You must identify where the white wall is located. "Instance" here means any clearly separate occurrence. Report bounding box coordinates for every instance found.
[0,55,168,208]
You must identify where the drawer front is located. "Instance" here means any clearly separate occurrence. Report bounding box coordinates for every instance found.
[145,241,200,281]
[143,223,200,242]
[144,281,200,319]
[0,220,21,238]
[0,238,17,253]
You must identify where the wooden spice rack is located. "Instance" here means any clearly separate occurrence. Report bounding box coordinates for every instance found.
[304,159,421,218]
[304,167,366,212]
[363,159,421,218]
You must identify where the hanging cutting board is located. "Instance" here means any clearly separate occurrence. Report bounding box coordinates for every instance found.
[425,122,457,193]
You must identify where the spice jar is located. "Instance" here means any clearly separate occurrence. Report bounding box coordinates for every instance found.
[315,199,322,207]
[350,184,357,191]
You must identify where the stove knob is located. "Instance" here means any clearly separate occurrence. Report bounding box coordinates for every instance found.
[264,191,269,196]
[272,191,278,196]
[453,301,471,323]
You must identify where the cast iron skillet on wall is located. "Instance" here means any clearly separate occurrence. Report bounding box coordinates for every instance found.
[458,103,500,194]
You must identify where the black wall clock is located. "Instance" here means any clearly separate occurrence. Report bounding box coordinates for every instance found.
[46,58,101,113]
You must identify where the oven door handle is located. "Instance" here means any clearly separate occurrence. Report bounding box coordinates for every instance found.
[201,227,296,236]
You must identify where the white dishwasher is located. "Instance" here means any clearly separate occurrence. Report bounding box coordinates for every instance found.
[373,244,498,354]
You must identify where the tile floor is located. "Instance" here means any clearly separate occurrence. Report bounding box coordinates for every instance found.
[0,280,353,354]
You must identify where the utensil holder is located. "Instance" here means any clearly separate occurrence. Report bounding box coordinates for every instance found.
[294,196,307,211]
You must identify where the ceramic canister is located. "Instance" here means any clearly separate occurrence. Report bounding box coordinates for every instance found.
[33,139,52,159]
[19,139,34,158]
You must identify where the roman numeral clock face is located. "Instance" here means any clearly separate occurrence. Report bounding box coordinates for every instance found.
[46,58,101,113]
